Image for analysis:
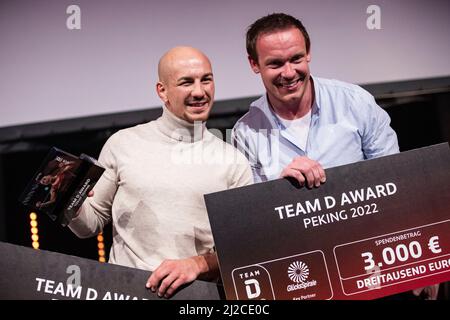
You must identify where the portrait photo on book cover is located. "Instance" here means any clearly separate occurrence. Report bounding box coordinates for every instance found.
[34,155,80,211]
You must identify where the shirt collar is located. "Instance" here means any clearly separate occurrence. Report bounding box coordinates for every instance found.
[310,75,321,116]
[156,107,206,143]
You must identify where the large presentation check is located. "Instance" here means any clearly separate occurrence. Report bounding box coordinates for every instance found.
[205,143,450,300]
[0,241,223,300]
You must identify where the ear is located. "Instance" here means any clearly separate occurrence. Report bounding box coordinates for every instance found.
[306,50,311,63]
[156,81,168,103]
[248,55,260,74]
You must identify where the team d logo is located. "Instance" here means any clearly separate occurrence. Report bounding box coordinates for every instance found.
[287,261,317,292]
[232,265,275,300]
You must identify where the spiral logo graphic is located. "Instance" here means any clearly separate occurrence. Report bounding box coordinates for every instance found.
[288,261,309,283]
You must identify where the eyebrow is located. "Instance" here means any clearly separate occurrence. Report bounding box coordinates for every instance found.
[176,73,214,83]
[290,53,305,60]
[177,76,194,83]
[265,53,305,65]
[265,58,283,65]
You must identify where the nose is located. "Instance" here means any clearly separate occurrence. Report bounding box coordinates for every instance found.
[191,81,205,98]
[281,63,296,79]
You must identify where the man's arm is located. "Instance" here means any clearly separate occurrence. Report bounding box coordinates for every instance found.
[68,174,116,238]
[232,122,326,187]
[68,138,118,238]
[36,188,57,208]
[360,92,400,158]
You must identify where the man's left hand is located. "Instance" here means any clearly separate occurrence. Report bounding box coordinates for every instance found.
[412,284,440,300]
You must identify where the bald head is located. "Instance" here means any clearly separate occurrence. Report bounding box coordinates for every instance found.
[156,46,215,123]
[158,46,211,84]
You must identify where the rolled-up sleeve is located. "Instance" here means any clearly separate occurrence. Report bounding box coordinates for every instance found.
[360,93,400,158]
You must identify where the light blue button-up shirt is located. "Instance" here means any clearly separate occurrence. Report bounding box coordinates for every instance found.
[232,77,399,183]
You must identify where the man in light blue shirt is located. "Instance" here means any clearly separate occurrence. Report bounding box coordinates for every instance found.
[231,12,439,300]
[232,13,399,185]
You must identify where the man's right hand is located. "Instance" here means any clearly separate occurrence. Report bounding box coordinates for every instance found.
[280,156,326,188]
[146,255,216,299]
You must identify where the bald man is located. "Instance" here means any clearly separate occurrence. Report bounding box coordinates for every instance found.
[69,47,253,298]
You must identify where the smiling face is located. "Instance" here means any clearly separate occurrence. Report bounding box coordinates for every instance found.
[157,47,215,123]
[249,27,312,115]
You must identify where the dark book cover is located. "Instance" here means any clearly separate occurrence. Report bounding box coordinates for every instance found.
[19,147,105,226]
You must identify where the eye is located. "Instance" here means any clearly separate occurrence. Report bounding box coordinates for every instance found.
[179,81,193,87]
[201,74,214,83]
[267,61,283,69]
[291,55,304,63]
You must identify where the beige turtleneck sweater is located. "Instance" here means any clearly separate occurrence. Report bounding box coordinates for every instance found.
[69,108,253,271]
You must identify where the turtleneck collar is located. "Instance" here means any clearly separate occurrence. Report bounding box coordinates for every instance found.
[156,107,206,143]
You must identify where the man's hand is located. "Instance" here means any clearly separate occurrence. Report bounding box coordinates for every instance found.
[146,254,218,299]
[280,156,326,188]
[412,284,440,300]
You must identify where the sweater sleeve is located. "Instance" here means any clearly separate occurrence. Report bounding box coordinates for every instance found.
[229,150,254,189]
[68,135,119,238]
